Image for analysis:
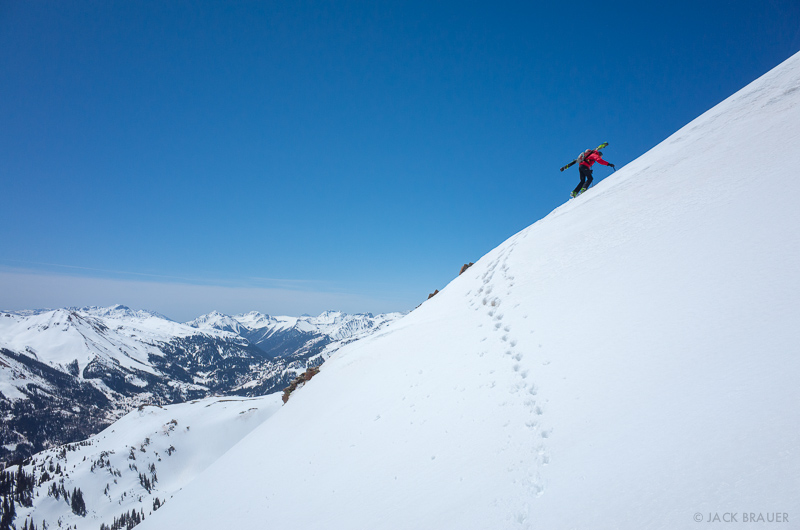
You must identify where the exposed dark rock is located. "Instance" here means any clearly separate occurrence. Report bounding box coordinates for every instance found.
[282,367,321,403]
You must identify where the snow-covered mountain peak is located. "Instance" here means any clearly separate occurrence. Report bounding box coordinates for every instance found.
[313,309,347,322]
[78,304,172,322]
[218,311,282,329]
[186,311,247,334]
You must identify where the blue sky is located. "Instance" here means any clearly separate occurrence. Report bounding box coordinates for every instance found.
[2,1,799,321]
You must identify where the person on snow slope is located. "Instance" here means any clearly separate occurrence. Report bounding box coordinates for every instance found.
[572,150,615,198]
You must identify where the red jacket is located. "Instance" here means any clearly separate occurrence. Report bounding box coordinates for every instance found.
[580,151,611,168]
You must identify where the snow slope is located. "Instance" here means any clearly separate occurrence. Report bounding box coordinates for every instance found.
[138,52,800,530]
[14,394,283,530]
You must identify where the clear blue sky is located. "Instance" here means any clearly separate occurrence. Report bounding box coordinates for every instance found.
[2,0,799,321]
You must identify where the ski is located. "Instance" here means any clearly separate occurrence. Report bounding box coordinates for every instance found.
[569,186,591,199]
[560,142,608,172]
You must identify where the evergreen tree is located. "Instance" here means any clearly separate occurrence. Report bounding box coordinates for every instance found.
[70,488,86,516]
[0,495,15,530]
[15,464,34,508]
[0,472,9,497]
[47,482,59,500]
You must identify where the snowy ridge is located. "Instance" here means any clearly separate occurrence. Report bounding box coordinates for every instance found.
[0,306,240,378]
[1,305,404,462]
[78,304,172,322]
[188,309,405,361]
[184,311,247,335]
[135,52,800,530]
[189,309,403,339]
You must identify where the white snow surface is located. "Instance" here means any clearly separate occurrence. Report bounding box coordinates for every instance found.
[15,394,283,530]
[134,53,800,528]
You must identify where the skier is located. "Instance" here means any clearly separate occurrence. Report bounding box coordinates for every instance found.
[571,149,615,198]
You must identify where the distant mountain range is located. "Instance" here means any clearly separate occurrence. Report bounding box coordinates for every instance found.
[0,305,404,462]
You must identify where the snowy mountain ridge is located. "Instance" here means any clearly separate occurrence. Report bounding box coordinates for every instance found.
[1,306,240,372]
[188,309,404,358]
[0,305,405,462]
[188,309,399,339]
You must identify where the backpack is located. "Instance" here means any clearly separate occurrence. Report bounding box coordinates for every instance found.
[577,149,595,164]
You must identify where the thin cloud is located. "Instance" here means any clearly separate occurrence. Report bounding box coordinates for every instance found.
[0,259,331,290]
[0,270,413,322]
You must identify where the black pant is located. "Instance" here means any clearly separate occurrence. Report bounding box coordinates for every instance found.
[574,164,593,194]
